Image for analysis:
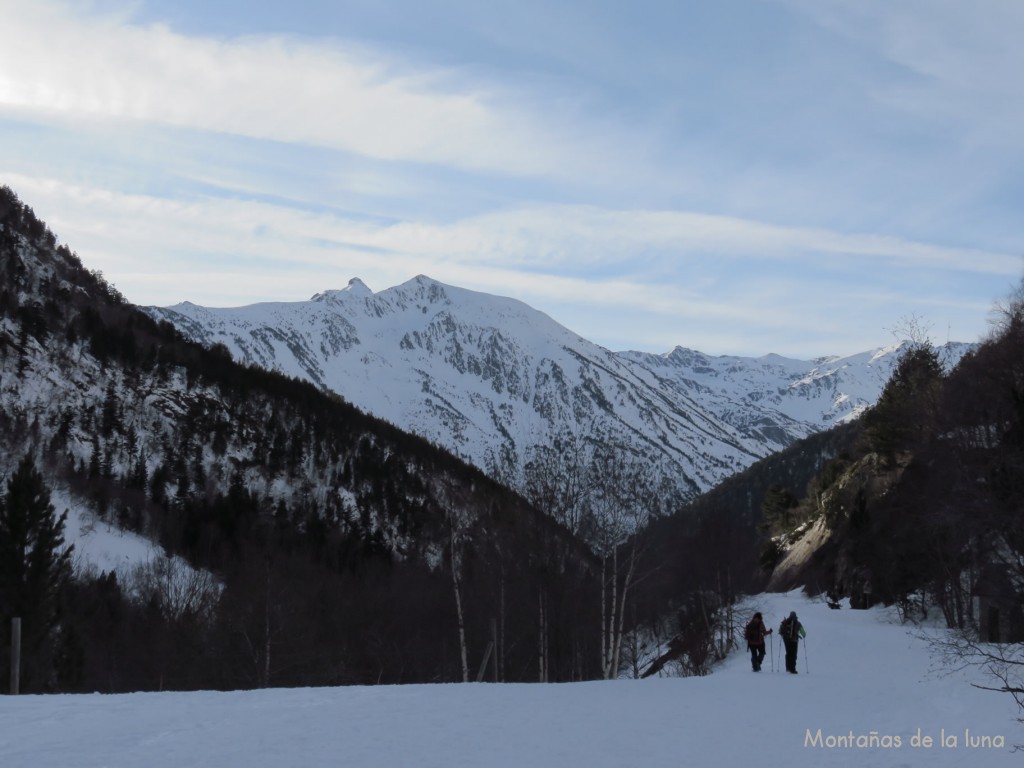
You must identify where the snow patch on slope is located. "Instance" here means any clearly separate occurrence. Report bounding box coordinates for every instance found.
[58,491,163,575]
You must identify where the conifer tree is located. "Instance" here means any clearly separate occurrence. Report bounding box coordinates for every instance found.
[0,455,73,691]
[863,344,944,459]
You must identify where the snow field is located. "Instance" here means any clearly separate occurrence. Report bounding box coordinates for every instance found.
[0,591,1018,767]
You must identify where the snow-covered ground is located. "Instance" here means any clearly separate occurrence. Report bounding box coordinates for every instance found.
[1,592,1018,767]
[58,491,165,576]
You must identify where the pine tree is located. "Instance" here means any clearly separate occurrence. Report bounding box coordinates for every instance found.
[760,484,798,531]
[0,455,73,691]
[863,344,944,459]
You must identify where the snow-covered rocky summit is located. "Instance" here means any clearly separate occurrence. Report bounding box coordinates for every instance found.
[146,276,969,499]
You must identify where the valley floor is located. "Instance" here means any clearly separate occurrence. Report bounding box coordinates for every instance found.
[1,592,1019,767]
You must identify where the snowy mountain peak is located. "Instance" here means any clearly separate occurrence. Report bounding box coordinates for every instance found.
[342,276,373,298]
[400,274,453,305]
[144,277,972,502]
[311,277,373,303]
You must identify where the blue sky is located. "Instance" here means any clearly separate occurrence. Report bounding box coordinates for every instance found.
[1,0,1021,356]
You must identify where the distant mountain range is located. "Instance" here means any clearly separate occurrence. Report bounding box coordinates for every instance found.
[145,275,971,500]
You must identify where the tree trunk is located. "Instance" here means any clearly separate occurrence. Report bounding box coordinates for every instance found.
[450,523,469,683]
[538,589,548,682]
[612,541,640,678]
[262,571,271,688]
[10,617,21,695]
[498,569,505,682]
[600,555,609,678]
[602,547,624,680]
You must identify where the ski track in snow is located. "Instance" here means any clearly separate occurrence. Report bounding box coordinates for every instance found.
[1,592,1018,767]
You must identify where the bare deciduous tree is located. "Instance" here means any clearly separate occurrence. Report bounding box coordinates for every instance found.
[587,447,664,679]
[448,508,470,683]
[926,628,1024,742]
[125,554,220,623]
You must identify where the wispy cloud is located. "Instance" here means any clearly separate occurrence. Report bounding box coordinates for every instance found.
[0,1,612,180]
[16,173,1016,281]
[6,172,1015,355]
[1,1,1019,357]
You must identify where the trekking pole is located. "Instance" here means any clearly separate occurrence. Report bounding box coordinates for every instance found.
[804,637,809,675]
[769,633,774,673]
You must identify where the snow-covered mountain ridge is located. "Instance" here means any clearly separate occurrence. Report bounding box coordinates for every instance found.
[146,276,972,499]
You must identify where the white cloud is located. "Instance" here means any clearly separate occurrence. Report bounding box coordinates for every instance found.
[360,205,1020,278]
[19,172,1014,284]
[0,1,1018,361]
[6,172,1015,356]
[0,0,604,179]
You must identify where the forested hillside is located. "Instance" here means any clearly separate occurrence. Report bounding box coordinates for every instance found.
[0,187,602,692]
[762,296,1024,642]
[7,182,1010,697]
[611,419,860,675]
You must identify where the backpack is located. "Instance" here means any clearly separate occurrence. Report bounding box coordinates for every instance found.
[779,617,797,640]
[744,619,761,644]
[778,618,802,643]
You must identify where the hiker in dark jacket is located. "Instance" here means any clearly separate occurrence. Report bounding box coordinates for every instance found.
[779,611,806,674]
[744,612,772,672]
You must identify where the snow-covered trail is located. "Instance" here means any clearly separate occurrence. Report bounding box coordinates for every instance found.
[0,592,1018,767]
